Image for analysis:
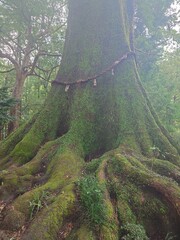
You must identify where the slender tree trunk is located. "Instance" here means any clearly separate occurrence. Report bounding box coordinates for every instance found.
[0,1,179,239]
[8,71,26,134]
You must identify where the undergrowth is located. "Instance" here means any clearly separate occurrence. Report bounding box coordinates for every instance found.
[84,158,103,174]
[121,223,149,240]
[29,190,49,220]
[77,175,106,227]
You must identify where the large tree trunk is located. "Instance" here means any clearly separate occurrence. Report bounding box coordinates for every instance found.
[0,0,179,239]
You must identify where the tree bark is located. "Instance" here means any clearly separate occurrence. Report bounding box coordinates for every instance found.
[8,71,27,134]
[0,0,179,239]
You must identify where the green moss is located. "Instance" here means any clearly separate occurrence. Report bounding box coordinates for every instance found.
[117,200,136,224]
[76,225,96,240]
[2,86,69,166]
[69,86,98,156]
[0,139,60,200]
[0,1,179,239]
[100,225,119,240]
[0,173,19,194]
[3,209,26,231]
[144,158,180,181]
[46,149,83,190]
[120,223,149,240]
[95,159,119,240]
[79,44,102,73]
[85,158,103,174]
[11,147,83,216]
[0,114,36,160]
[142,196,168,218]
[107,152,178,235]
[107,165,137,224]
[24,184,76,240]
[77,175,106,226]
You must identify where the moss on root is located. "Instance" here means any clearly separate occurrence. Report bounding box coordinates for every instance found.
[74,225,96,240]
[0,114,37,160]
[0,138,60,200]
[0,133,84,239]
[0,144,180,239]
[75,148,179,239]
[22,184,76,240]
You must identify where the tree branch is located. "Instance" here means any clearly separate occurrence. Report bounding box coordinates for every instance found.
[0,68,15,74]
[27,53,41,76]
[0,37,16,55]
[0,50,19,68]
[26,52,61,76]
[30,71,49,82]
[0,31,25,54]
[38,52,62,57]
[36,64,59,73]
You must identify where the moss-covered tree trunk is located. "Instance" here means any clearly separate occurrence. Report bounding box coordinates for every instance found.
[0,0,179,239]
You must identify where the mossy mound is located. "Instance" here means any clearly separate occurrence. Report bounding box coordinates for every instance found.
[0,145,179,240]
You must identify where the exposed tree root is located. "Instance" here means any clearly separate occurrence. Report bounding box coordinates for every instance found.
[0,115,37,160]
[0,132,84,239]
[21,184,77,240]
[0,138,61,201]
[97,158,119,240]
[0,140,180,240]
[106,149,180,239]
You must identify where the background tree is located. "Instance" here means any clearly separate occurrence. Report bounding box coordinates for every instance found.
[145,49,180,141]
[135,0,179,79]
[135,0,180,142]
[0,0,67,133]
[0,1,179,240]
[135,0,180,143]
[0,87,16,140]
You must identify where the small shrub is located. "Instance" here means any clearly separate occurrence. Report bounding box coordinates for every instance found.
[121,223,149,240]
[77,176,106,226]
[29,191,49,220]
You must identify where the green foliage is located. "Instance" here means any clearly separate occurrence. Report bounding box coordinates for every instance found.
[29,190,49,220]
[77,176,106,226]
[136,0,172,30]
[135,0,180,140]
[144,49,180,143]
[121,223,149,240]
[84,159,103,174]
[0,87,16,128]
[0,0,67,125]
[135,0,179,88]
[21,76,50,121]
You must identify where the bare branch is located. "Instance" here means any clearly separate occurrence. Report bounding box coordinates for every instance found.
[37,21,67,41]
[25,51,61,76]
[46,65,59,82]
[30,72,49,82]
[38,52,62,57]
[0,37,16,55]
[36,64,59,73]
[27,53,41,76]
[0,50,19,68]
[0,68,15,74]
[0,31,25,54]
